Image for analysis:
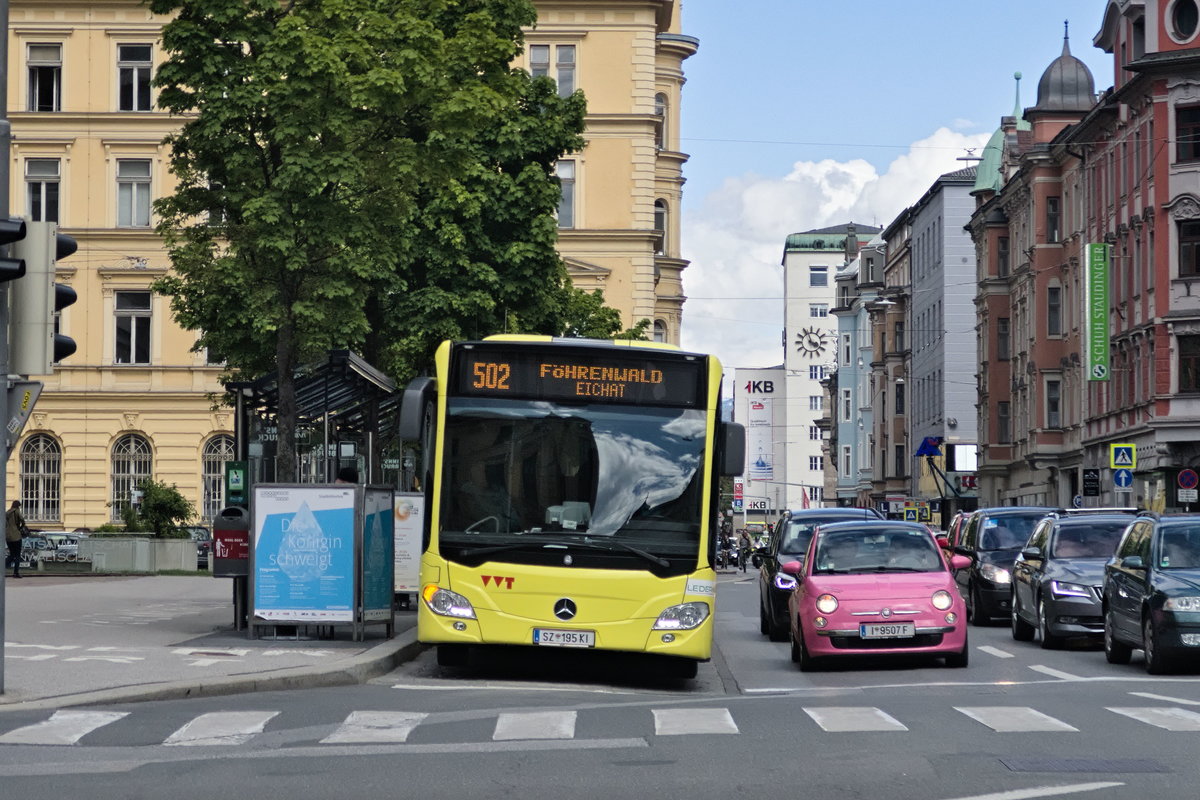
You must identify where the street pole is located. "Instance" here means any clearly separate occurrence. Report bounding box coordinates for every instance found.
[1,0,12,694]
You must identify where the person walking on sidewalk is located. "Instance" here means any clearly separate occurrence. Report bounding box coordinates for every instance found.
[6,500,28,578]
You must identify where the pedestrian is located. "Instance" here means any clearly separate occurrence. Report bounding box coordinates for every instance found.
[6,500,28,578]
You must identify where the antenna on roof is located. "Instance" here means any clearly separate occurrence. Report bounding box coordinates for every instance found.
[957,148,982,162]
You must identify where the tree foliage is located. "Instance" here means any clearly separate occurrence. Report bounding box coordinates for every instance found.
[560,288,650,341]
[124,479,197,537]
[150,0,589,477]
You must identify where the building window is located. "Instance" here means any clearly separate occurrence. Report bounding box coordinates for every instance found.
[997,317,1011,360]
[653,199,666,255]
[809,395,823,411]
[117,159,152,227]
[997,236,1010,277]
[654,92,667,150]
[1046,379,1062,428]
[893,321,905,352]
[895,382,905,414]
[1046,196,1061,243]
[1180,335,1200,392]
[1181,220,1200,277]
[111,433,152,522]
[841,388,852,422]
[808,425,821,441]
[809,455,824,471]
[115,290,152,365]
[997,401,1012,444]
[840,446,851,476]
[1172,0,1200,41]
[894,444,905,478]
[26,159,60,222]
[809,303,829,318]
[1047,286,1062,336]
[1180,113,1200,159]
[809,266,828,287]
[808,365,825,380]
[20,433,61,523]
[842,334,852,365]
[118,44,152,111]
[27,43,61,112]
[652,320,667,343]
[555,160,575,229]
[202,435,235,521]
[529,44,575,97]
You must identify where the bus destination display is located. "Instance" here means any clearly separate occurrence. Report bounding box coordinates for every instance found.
[454,349,703,407]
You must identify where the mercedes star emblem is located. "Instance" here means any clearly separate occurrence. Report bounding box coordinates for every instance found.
[554,598,577,621]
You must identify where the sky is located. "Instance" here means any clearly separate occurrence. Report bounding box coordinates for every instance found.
[676,0,1116,375]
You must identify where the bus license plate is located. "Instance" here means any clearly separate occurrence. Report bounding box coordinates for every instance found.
[533,629,596,648]
[860,622,915,639]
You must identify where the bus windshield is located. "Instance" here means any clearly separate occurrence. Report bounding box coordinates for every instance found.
[440,398,706,559]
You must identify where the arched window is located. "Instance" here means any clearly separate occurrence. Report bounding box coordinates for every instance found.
[111,433,152,521]
[202,435,235,520]
[654,199,667,256]
[21,433,61,522]
[654,92,667,150]
[653,320,668,343]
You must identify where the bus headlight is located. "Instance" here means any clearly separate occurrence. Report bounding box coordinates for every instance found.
[422,584,477,619]
[653,602,710,630]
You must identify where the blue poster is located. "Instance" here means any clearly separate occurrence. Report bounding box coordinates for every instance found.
[361,488,395,622]
[253,486,356,622]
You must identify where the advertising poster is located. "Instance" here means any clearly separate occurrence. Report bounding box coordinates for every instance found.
[253,486,355,622]
[362,488,395,622]
[746,397,773,480]
[393,493,424,593]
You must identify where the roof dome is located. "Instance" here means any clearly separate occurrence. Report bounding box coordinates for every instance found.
[1032,25,1095,113]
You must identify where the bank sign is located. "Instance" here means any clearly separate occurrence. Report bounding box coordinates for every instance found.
[1084,243,1111,382]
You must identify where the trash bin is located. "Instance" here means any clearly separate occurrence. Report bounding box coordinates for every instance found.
[213,505,249,578]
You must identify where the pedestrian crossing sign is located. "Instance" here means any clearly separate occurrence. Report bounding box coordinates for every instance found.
[904,508,918,522]
[1110,444,1136,470]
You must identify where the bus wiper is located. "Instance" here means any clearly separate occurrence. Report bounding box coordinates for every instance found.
[579,537,670,569]
[451,541,573,566]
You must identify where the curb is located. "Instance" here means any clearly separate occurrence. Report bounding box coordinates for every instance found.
[0,630,427,713]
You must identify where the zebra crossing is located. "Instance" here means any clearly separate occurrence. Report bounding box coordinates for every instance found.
[4,700,1200,748]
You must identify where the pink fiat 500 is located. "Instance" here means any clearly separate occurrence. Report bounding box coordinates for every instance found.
[782,520,972,670]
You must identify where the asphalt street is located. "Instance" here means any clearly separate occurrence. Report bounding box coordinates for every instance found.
[2,570,1200,799]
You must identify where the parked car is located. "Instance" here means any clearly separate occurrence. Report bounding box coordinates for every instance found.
[952,506,1056,625]
[782,520,972,670]
[1103,512,1200,673]
[755,506,883,641]
[174,525,212,569]
[1011,509,1137,647]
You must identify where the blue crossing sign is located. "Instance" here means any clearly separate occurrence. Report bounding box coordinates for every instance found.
[1110,444,1136,469]
[1113,468,1133,489]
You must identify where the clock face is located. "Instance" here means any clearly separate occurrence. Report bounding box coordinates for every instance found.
[796,326,828,359]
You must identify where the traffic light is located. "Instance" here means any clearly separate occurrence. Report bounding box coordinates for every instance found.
[0,217,27,282]
[10,221,77,375]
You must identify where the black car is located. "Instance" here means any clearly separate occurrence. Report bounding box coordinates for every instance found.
[755,506,882,641]
[1104,513,1200,673]
[953,506,1054,625]
[1011,510,1136,647]
[175,526,212,569]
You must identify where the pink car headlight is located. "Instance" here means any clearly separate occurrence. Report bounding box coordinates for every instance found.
[816,593,838,613]
[931,590,954,611]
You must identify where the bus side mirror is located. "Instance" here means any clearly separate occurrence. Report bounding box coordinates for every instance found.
[720,422,745,477]
[399,376,435,441]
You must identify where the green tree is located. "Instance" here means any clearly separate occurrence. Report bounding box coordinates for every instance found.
[150,0,587,477]
[124,479,197,538]
[559,288,651,341]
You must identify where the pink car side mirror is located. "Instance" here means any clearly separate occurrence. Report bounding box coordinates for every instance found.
[780,560,803,576]
[949,554,972,570]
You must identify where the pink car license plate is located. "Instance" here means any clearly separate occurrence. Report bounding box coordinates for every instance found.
[860,622,915,639]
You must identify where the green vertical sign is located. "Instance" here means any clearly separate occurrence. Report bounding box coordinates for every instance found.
[225,460,248,506]
[1085,243,1111,381]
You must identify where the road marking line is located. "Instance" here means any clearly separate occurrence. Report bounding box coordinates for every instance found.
[955,706,1077,732]
[940,782,1124,800]
[164,711,279,746]
[803,707,907,732]
[1107,706,1200,730]
[4,654,56,661]
[652,708,739,736]
[1028,665,1084,681]
[321,711,428,744]
[1128,691,1200,706]
[7,644,80,650]
[0,710,129,745]
[493,710,577,740]
[978,646,1015,659]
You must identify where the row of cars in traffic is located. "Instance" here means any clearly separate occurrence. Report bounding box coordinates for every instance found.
[751,505,1200,674]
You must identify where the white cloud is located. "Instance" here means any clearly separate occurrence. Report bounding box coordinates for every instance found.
[680,127,990,378]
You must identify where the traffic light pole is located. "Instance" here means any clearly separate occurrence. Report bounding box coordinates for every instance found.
[1,0,12,695]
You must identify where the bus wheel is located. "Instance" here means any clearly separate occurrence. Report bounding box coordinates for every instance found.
[436,644,469,667]
[668,658,698,680]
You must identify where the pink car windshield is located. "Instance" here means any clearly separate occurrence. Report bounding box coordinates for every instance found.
[813,529,944,574]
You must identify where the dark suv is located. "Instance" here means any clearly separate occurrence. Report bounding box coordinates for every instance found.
[953,506,1054,625]
[1011,509,1137,647]
[1104,513,1200,673]
[755,506,882,641]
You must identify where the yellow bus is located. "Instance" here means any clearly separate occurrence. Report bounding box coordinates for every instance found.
[399,335,745,678]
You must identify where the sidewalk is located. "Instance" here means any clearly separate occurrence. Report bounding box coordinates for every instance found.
[0,574,422,712]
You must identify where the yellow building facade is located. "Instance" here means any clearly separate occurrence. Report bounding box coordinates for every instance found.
[4,0,698,530]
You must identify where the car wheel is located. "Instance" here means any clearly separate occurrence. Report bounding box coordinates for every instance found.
[944,633,969,668]
[1011,590,1035,642]
[791,628,818,671]
[1143,616,1174,675]
[759,598,771,636]
[969,583,989,627]
[1038,598,1062,649]
[1104,610,1132,665]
